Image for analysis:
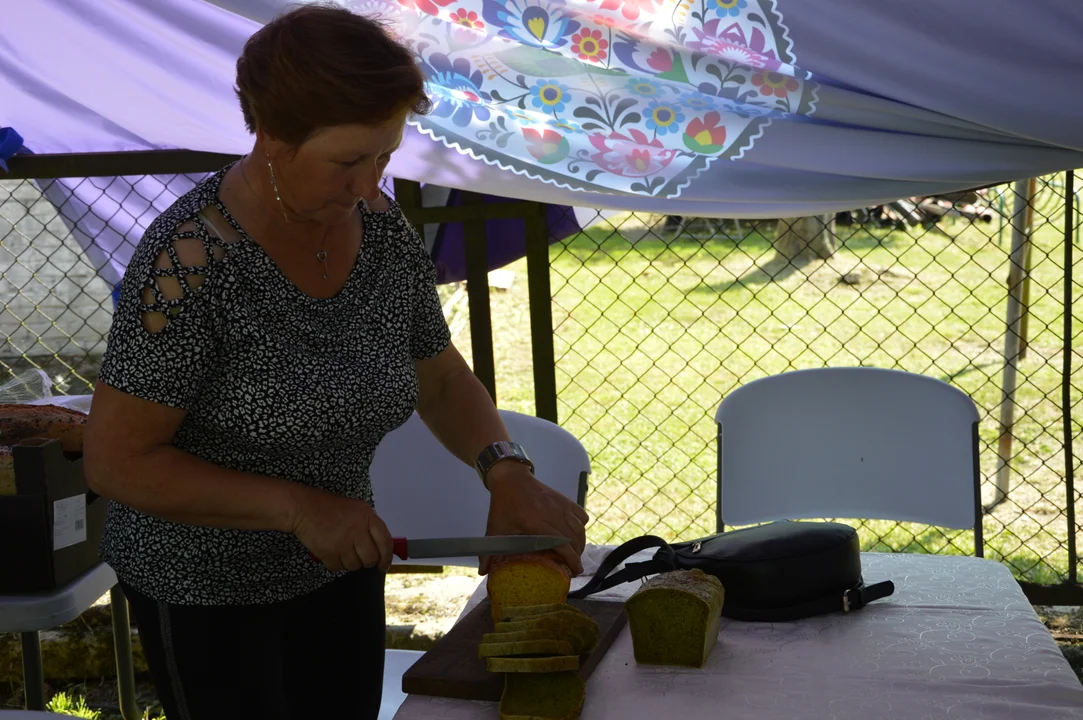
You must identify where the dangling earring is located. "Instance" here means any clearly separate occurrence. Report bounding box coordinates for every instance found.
[266,155,290,224]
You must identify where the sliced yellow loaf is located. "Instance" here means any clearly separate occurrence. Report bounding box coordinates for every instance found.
[479,639,576,659]
[487,552,572,623]
[625,568,724,668]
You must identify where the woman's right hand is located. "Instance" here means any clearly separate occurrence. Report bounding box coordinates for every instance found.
[289,486,394,573]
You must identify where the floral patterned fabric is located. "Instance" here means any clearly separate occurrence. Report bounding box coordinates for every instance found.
[357,0,816,197]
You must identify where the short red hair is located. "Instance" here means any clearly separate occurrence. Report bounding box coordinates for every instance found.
[234,3,431,145]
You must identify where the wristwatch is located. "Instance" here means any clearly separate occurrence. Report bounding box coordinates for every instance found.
[475,441,534,488]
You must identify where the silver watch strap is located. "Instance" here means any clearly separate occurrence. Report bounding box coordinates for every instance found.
[475,441,534,487]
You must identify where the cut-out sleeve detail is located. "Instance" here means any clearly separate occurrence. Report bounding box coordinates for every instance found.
[98,214,229,409]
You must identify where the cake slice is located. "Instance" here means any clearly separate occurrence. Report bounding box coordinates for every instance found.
[493,612,598,654]
[478,639,576,659]
[0,403,87,454]
[486,656,580,673]
[498,603,587,621]
[499,671,585,720]
[481,629,568,645]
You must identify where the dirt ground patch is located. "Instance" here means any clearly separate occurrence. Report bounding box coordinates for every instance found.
[384,566,481,643]
[1036,605,1083,681]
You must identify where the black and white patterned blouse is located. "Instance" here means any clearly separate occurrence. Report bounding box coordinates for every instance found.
[97,163,451,605]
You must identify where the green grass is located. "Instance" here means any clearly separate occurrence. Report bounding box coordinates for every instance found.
[35,688,163,720]
[47,691,102,719]
[456,184,1081,586]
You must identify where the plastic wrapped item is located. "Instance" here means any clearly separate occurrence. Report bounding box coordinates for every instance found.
[0,369,92,414]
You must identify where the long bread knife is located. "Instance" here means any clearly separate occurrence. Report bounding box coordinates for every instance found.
[307,534,568,562]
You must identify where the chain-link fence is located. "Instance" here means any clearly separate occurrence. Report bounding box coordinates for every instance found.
[0,173,213,395]
[537,174,1079,587]
[2,167,1080,590]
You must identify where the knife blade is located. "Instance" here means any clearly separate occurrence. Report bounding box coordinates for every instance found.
[306,534,569,563]
[393,534,569,560]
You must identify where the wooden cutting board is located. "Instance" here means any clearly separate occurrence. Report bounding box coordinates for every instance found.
[401,597,627,701]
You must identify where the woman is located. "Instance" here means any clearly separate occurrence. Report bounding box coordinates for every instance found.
[83,5,588,719]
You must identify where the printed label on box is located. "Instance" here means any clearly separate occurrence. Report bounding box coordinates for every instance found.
[53,494,87,550]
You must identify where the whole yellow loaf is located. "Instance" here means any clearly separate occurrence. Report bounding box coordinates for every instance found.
[625,568,724,668]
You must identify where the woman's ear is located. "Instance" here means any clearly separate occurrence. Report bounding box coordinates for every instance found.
[255,125,289,164]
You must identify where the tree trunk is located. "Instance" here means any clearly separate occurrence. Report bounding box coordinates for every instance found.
[775,216,837,260]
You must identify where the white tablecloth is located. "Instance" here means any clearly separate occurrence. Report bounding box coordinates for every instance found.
[394,547,1083,720]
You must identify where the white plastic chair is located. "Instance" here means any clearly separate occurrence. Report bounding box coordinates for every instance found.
[715,366,983,556]
[370,409,590,568]
[369,409,590,720]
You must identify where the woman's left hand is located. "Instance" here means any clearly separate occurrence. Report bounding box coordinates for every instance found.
[480,462,589,576]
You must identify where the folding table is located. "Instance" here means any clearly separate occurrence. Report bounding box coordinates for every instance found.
[393,547,1083,720]
[0,563,138,719]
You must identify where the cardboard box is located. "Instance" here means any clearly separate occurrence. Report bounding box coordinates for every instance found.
[0,438,106,594]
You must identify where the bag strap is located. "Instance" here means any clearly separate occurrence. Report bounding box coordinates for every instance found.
[568,536,896,622]
[723,579,896,622]
[568,535,677,599]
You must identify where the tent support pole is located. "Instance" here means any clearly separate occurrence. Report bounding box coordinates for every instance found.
[991,178,1034,511]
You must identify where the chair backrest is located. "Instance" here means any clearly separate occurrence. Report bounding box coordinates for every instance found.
[715,367,982,554]
[369,409,590,567]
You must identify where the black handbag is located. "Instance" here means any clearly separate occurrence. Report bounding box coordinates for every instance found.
[568,521,895,621]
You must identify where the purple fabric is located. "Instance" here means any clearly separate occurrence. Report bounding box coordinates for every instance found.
[428,193,583,284]
[38,173,207,288]
[2,0,1082,288]
[5,0,1081,213]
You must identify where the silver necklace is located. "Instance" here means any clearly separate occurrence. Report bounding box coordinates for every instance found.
[241,155,331,280]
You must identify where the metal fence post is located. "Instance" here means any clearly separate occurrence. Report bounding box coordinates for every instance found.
[525,203,558,423]
[461,191,497,402]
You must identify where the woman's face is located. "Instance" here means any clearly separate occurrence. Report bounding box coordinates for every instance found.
[261,112,407,226]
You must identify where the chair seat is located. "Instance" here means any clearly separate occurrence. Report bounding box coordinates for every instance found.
[380,649,424,720]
